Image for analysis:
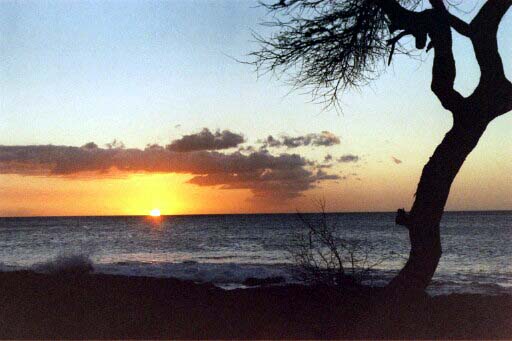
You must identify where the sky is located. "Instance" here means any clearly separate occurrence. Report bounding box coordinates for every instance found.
[0,0,511,216]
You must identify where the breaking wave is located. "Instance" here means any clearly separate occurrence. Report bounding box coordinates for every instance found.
[34,252,94,275]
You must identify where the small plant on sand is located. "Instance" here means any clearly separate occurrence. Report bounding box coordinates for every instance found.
[290,200,382,288]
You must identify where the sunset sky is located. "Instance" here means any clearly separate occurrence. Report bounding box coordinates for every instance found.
[1,0,511,216]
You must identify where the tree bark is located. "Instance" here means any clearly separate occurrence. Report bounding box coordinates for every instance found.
[387,119,489,294]
[377,0,512,295]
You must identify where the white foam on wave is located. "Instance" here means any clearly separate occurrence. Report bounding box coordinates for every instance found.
[2,255,510,295]
[92,261,512,295]
[0,262,22,272]
[94,261,296,286]
[33,252,94,275]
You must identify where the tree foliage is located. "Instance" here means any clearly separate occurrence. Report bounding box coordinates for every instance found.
[251,0,422,107]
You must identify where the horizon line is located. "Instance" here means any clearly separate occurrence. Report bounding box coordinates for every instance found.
[1,209,511,219]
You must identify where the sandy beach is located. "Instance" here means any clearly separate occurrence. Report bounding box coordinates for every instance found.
[0,271,510,339]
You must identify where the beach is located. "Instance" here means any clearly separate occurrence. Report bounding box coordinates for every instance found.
[0,271,510,339]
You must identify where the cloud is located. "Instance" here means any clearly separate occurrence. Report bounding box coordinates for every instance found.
[324,154,333,162]
[0,143,339,200]
[188,167,324,199]
[166,128,244,152]
[238,145,257,153]
[105,139,125,150]
[392,156,402,164]
[337,154,359,163]
[314,168,340,181]
[309,131,341,147]
[260,135,282,148]
[259,131,340,149]
[81,142,98,150]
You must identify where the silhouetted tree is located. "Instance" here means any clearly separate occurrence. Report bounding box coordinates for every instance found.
[251,0,512,294]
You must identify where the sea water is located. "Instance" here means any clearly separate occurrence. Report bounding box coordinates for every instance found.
[0,211,510,295]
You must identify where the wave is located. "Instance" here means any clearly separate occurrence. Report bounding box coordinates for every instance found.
[0,257,509,295]
[94,261,512,295]
[33,252,94,275]
[95,261,296,287]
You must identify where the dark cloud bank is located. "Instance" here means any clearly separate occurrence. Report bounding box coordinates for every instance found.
[166,128,245,152]
[0,129,349,201]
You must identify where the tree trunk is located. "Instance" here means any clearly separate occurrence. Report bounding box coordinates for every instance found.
[387,118,489,294]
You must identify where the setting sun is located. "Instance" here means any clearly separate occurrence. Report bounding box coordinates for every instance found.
[149,208,161,217]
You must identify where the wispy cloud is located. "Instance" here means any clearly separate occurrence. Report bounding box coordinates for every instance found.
[337,154,359,163]
[259,131,340,149]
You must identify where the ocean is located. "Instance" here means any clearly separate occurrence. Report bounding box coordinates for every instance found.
[0,211,510,295]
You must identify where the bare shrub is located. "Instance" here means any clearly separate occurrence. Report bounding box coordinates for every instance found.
[290,200,383,288]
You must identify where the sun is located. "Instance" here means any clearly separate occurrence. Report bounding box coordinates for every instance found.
[149,208,161,217]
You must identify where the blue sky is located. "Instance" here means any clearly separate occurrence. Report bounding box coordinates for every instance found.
[0,0,511,214]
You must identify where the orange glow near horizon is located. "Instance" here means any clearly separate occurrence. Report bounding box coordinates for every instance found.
[0,139,511,218]
[0,172,256,217]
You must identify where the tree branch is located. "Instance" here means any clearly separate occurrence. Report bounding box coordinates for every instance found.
[466,1,512,119]
[395,208,410,228]
[375,0,464,112]
[446,13,471,37]
[427,0,471,37]
[471,0,512,33]
[377,0,429,48]
[428,5,465,113]
[470,1,512,87]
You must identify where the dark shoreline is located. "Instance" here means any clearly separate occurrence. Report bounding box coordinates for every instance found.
[0,271,510,339]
